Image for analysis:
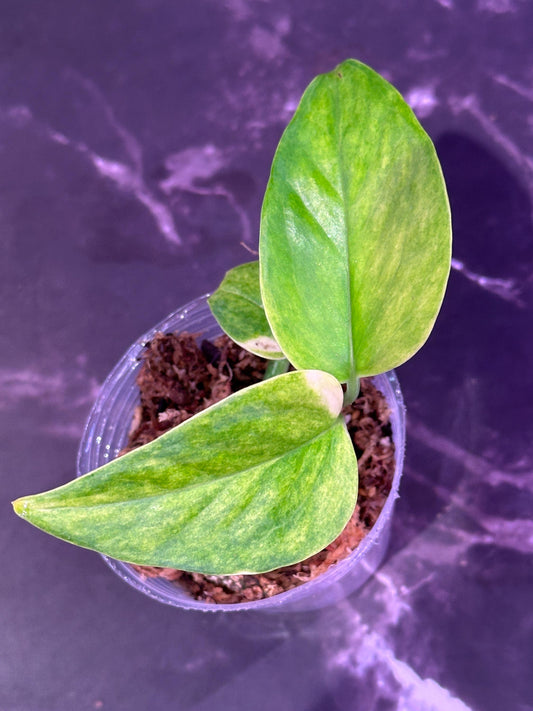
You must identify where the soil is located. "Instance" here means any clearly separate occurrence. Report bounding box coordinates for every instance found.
[123,331,395,604]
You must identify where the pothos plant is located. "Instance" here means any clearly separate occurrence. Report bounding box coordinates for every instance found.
[13,60,451,576]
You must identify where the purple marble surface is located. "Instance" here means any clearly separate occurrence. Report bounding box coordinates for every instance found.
[1,2,532,710]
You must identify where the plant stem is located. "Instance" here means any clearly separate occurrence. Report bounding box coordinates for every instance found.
[343,374,360,406]
[264,358,290,380]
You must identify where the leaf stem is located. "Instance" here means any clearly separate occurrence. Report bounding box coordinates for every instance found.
[264,358,290,380]
[343,374,360,406]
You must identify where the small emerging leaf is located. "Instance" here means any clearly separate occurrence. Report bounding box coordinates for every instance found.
[13,370,357,575]
[208,261,284,359]
[260,59,452,382]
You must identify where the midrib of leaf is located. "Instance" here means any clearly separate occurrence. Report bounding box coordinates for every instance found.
[30,420,346,511]
[332,75,358,386]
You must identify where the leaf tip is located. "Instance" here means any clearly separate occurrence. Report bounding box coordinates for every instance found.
[304,370,343,418]
[12,497,30,518]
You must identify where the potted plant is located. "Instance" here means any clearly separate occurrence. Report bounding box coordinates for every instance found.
[12,59,451,613]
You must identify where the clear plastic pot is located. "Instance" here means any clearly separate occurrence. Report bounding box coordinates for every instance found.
[77,296,405,613]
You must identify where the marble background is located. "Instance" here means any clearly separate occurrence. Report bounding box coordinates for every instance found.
[1,1,532,710]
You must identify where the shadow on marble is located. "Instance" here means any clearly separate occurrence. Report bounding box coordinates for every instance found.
[387,131,533,561]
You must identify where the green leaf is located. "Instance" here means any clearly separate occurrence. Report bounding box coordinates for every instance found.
[13,370,357,575]
[208,261,285,359]
[260,59,452,383]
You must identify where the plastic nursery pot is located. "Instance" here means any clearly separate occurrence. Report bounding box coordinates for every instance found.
[77,295,406,614]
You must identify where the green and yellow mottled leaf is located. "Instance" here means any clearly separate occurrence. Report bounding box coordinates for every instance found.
[208,261,284,359]
[13,370,357,575]
[260,59,452,385]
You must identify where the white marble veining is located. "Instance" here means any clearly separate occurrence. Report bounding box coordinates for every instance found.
[477,0,518,13]
[406,85,439,118]
[0,363,100,438]
[493,73,533,102]
[408,417,533,489]
[223,0,253,22]
[160,145,252,244]
[0,88,183,247]
[408,417,533,555]
[324,597,474,711]
[249,23,288,62]
[451,257,524,305]
[449,93,533,196]
[0,365,98,408]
